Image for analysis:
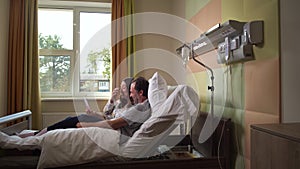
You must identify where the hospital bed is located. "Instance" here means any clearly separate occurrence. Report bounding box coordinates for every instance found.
[0,78,233,169]
[0,110,232,169]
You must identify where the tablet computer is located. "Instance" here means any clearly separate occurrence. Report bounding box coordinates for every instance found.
[83,97,91,111]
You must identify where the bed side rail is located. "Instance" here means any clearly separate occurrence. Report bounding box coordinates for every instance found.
[0,110,32,135]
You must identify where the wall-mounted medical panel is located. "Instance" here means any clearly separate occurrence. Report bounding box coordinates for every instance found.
[176,20,264,65]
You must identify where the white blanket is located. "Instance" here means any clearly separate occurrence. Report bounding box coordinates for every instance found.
[1,127,120,169]
[0,84,199,169]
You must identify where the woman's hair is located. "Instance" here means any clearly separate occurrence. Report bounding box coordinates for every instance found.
[122,77,133,96]
[132,76,149,98]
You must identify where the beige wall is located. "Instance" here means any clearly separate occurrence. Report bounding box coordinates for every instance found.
[0,0,9,117]
[133,0,187,83]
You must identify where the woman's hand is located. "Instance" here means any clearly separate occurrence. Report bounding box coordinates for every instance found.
[86,110,106,120]
[86,109,96,116]
[110,88,120,103]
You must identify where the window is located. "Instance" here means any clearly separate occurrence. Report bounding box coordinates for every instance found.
[38,1,111,98]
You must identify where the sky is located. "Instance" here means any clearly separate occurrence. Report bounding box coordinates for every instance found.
[38,9,111,51]
[38,8,111,74]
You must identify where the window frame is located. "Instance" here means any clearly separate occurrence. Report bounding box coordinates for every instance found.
[38,2,112,99]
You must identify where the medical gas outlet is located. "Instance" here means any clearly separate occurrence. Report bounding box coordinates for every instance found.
[217,21,264,64]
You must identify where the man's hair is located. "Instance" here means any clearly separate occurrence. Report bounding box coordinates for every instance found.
[132,76,149,98]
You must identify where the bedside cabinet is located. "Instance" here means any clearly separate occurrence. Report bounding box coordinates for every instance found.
[251,123,300,169]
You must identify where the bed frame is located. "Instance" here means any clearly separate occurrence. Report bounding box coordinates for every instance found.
[0,110,232,169]
[0,110,32,135]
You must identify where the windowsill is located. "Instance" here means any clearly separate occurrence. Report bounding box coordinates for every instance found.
[41,97,109,102]
[41,96,109,113]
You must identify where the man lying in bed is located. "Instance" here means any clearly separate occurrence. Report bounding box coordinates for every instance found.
[0,76,152,146]
[77,76,151,144]
[0,72,201,169]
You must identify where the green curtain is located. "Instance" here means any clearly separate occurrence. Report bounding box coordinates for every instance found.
[7,0,41,129]
[111,0,136,88]
[24,0,41,130]
[124,0,136,77]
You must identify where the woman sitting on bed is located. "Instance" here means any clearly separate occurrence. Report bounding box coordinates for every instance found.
[77,76,151,144]
[18,77,135,138]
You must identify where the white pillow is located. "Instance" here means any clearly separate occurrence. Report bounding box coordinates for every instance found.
[121,85,200,158]
[148,72,168,115]
[37,127,120,169]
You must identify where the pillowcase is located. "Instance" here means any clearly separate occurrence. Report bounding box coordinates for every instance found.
[167,85,177,96]
[121,85,200,159]
[148,72,168,115]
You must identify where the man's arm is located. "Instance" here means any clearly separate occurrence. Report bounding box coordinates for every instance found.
[76,117,128,130]
[86,110,106,119]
